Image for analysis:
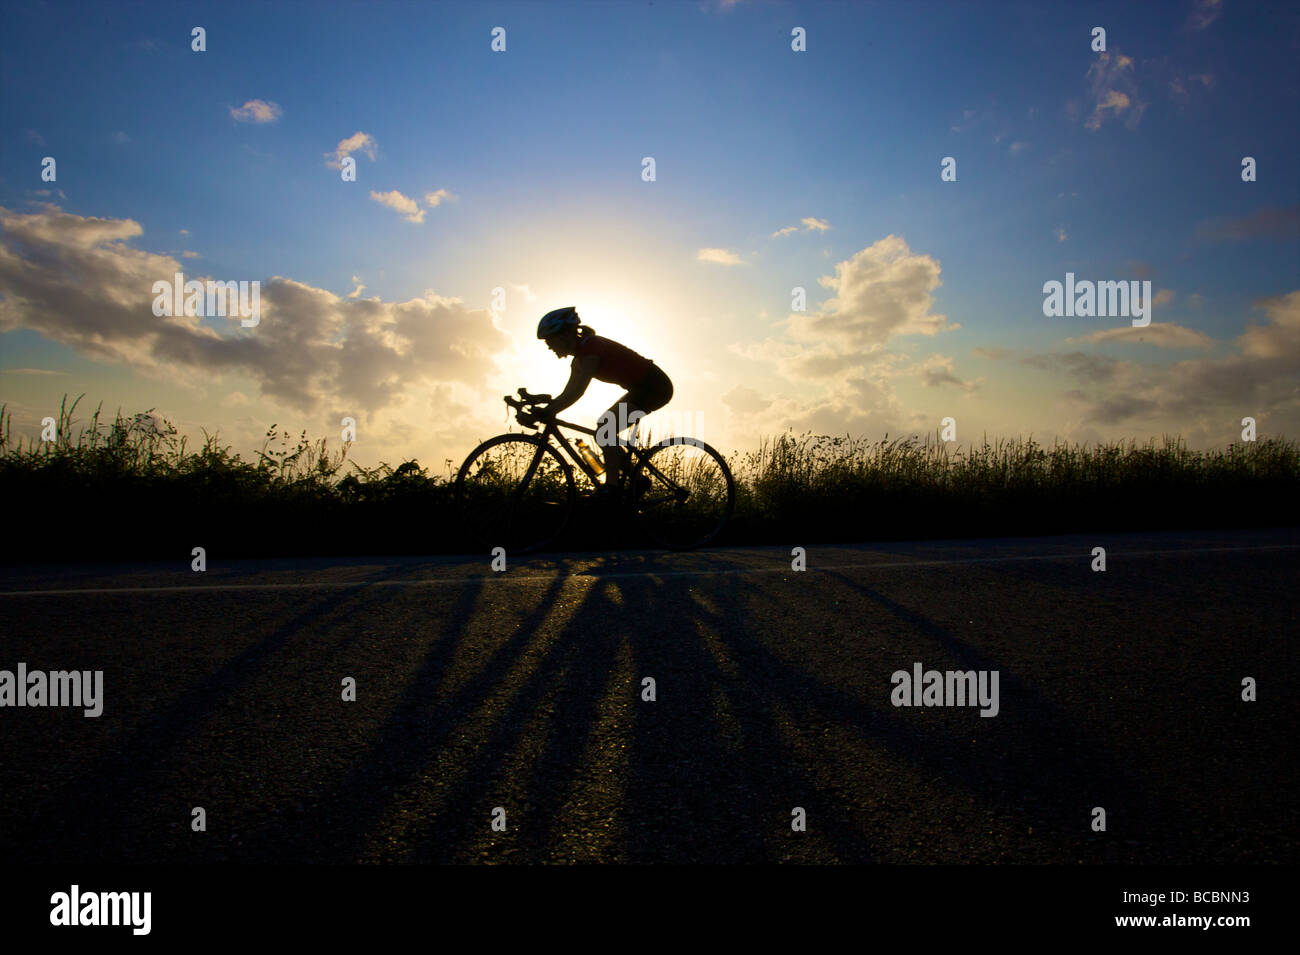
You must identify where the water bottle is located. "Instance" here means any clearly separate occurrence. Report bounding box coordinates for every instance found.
[574,438,605,475]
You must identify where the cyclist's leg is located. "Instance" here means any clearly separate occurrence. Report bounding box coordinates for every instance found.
[596,395,636,486]
[596,367,672,485]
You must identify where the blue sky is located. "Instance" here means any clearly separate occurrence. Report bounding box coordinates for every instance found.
[2,0,1297,471]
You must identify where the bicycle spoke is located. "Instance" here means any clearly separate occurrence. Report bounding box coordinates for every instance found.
[456,436,574,553]
[630,439,734,549]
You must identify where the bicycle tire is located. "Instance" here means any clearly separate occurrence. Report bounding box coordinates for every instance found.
[628,437,735,550]
[455,433,576,554]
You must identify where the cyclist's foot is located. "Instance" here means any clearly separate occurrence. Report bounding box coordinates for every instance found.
[591,481,622,504]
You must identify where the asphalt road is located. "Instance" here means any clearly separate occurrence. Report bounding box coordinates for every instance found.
[1,527,1296,864]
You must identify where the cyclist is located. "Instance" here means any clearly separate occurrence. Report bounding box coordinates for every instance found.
[533,305,673,499]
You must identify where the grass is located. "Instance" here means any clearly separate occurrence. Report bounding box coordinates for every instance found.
[2,394,1296,561]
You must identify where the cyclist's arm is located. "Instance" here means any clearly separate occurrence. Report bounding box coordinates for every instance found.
[544,355,598,415]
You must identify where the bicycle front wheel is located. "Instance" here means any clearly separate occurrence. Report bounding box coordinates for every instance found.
[455,434,575,554]
[629,437,735,550]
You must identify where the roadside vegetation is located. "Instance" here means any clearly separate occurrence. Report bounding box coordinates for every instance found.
[2,395,1295,561]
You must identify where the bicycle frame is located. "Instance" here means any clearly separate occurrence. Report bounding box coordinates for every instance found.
[508,399,678,501]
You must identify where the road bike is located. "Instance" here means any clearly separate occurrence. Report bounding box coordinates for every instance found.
[455,388,735,553]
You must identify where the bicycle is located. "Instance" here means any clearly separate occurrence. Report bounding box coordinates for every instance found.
[455,387,735,554]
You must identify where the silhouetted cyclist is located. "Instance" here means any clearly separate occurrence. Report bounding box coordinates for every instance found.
[533,305,673,499]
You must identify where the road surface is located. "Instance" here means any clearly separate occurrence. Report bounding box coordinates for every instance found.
[1,527,1295,863]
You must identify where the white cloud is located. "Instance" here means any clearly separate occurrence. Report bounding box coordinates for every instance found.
[697,248,744,265]
[799,234,954,351]
[1021,291,1300,433]
[326,131,377,169]
[771,218,831,238]
[721,384,772,416]
[917,354,980,392]
[1065,322,1214,350]
[229,100,283,124]
[0,205,511,415]
[370,190,425,223]
[424,189,456,207]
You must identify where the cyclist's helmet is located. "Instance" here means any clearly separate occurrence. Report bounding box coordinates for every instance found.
[537,306,579,339]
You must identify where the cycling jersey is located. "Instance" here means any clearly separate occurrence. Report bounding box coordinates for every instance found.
[574,335,654,388]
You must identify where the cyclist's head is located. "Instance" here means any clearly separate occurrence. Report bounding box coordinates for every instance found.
[537,306,579,340]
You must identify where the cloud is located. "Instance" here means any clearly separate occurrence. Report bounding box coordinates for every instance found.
[1008,141,1030,155]
[1055,226,1068,242]
[1021,351,1119,384]
[770,218,831,239]
[697,248,744,265]
[511,283,538,303]
[972,346,1011,360]
[326,131,377,169]
[949,105,1014,145]
[725,236,959,439]
[721,384,772,416]
[181,250,200,259]
[1237,290,1300,359]
[1080,51,1146,131]
[917,354,980,392]
[795,234,954,355]
[112,131,131,145]
[0,367,68,375]
[347,275,366,299]
[1194,205,1300,242]
[0,205,511,415]
[1065,321,1214,350]
[950,108,980,133]
[1169,72,1215,106]
[1082,395,1160,425]
[26,130,45,146]
[424,189,456,207]
[229,100,282,124]
[1020,291,1300,432]
[370,190,425,223]
[1184,0,1222,31]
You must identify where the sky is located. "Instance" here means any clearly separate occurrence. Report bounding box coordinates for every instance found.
[1,0,1297,476]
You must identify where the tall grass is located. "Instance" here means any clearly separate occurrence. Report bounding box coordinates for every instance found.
[1,396,1295,561]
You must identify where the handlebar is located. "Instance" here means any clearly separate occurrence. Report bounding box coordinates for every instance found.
[504,388,553,429]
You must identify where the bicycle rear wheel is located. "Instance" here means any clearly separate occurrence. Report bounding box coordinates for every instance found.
[629,437,734,550]
[455,434,575,554]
